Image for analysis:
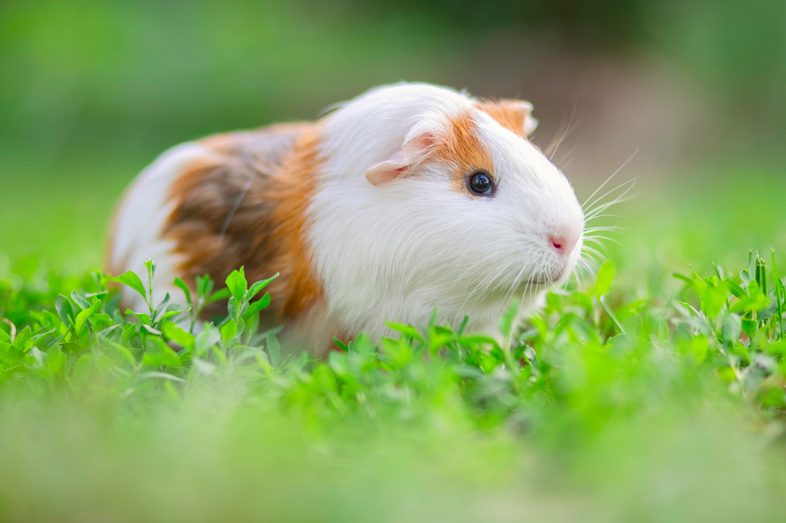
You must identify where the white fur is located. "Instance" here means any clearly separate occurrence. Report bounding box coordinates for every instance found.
[110,82,585,349]
[111,142,217,312]
[320,83,472,181]
[309,83,585,339]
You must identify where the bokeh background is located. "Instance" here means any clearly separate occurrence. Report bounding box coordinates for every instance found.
[1,0,785,273]
[2,5,786,521]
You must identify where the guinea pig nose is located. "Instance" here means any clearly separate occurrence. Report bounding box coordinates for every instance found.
[549,235,576,256]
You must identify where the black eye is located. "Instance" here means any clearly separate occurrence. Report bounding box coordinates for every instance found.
[468,171,494,196]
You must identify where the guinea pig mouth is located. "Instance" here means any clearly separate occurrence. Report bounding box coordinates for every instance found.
[528,265,572,287]
[526,271,566,288]
[522,277,553,288]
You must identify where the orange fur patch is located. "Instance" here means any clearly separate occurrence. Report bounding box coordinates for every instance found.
[476,101,528,138]
[268,127,324,318]
[433,111,495,195]
[163,123,324,324]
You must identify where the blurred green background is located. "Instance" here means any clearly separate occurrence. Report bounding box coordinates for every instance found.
[1,0,785,271]
[2,4,786,521]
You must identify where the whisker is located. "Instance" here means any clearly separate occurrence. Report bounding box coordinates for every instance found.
[555,146,577,169]
[459,244,525,309]
[584,225,624,232]
[584,177,637,217]
[582,245,608,262]
[572,256,589,289]
[581,150,638,210]
[568,258,590,290]
[585,197,637,222]
[585,214,620,222]
[503,262,529,308]
[584,189,637,222]
[584,236,621,246]
[546,100,578,160]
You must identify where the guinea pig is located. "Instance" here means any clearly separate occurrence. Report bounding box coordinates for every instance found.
[106,82,585,355]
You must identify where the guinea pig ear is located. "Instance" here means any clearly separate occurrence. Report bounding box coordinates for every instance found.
[478,100,538,136]
[516,101,539,136]
[365,132,436,186]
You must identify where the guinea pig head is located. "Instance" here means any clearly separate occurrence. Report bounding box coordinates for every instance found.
[361,102,585,313]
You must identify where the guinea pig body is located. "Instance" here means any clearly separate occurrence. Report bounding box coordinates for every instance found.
[107,83,585,354]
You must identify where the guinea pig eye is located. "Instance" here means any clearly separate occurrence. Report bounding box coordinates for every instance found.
[467,171,494,196]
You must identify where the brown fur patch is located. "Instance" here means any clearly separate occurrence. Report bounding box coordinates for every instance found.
[433,111,495,195]
[475,101,529,138]
[163,123,324,325]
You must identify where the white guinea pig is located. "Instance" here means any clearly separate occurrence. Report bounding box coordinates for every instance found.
[107,82,585,355]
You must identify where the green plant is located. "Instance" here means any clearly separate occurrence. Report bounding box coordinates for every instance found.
[1,249,785,522]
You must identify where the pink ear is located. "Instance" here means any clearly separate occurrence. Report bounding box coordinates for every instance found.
[365,133,436,186]
[365,150,407,186]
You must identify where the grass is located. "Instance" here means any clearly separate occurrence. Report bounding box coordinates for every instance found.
[1,165,786,522]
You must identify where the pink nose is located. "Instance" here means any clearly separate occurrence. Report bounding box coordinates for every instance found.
[550,235,577,256]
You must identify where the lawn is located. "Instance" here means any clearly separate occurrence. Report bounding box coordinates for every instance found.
[1,155,786,522]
